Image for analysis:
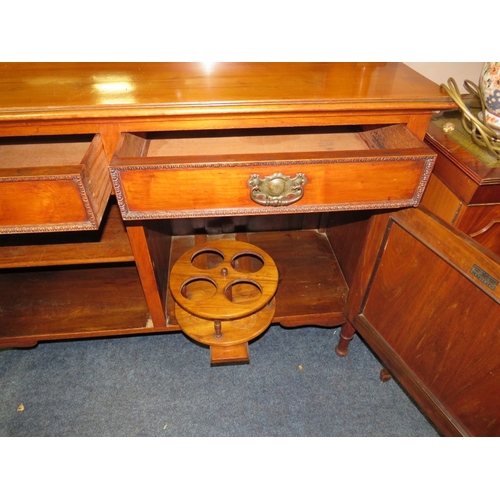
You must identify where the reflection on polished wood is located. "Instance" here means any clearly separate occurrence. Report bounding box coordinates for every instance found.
[0,63,452,131]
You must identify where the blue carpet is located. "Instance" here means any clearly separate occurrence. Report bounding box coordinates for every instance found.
[0,325,439,436]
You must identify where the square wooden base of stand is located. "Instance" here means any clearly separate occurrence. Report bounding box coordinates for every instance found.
[210,343,250,364]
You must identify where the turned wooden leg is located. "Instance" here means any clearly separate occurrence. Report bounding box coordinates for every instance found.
[335,321,356,357]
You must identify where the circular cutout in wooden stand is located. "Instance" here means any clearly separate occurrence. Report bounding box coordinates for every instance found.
[170,240,279,364]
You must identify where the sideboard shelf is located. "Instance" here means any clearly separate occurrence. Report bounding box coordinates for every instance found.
[0,201,134,268]
[0,198,153,348]
[0,263,151,347]
[164,229,349,331]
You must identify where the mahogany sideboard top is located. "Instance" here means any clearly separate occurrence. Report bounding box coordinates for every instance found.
[0,62,454,137]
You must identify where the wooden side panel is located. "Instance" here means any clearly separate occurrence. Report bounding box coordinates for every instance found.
[325,210,372,288]
[125,223,168,327]
[144,219,173,322]
[343,211,393,322]
[426,148,479,205]
[81,134,113,224]
[421,172,500,257]
[406,113,433,140]
[421,174,463,225]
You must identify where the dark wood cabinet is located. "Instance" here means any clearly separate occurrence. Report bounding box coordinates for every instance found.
[422,112,500,256]
[333,110,500,436]
[347,207,500,436]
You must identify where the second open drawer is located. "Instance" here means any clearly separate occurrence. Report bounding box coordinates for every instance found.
[0,134,111,233]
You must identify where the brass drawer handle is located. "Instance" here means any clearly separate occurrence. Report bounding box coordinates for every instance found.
[247,172,307,207]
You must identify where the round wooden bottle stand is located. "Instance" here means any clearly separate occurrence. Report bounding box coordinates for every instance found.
[170,240,279,364]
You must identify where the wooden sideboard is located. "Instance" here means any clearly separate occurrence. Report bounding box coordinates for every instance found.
[2,62,474,432]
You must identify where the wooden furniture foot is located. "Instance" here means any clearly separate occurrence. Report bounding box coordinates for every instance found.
[335,321,356,357]
[211,343,250,364]
[380,367,393,382]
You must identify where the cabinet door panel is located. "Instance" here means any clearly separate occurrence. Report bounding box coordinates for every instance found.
[355,208,500,436]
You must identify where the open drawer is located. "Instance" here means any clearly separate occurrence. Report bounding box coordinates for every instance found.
[109,124,437,220]
[0,134,111,233]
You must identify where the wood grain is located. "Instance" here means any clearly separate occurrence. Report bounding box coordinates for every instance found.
[0,134,112,232]
[0,63,454,124]
[0,202,133,268]
[358,207,500,436]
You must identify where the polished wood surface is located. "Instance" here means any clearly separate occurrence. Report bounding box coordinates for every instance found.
[355,207,500,436]
[110,125,435,220]
[0,63,452,121]
[0,63,454,143]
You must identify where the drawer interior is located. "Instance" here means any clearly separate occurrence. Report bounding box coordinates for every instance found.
[0,134,112,233]
[147,126,369,156]
[115,124,427,161]
[0,135,94,170]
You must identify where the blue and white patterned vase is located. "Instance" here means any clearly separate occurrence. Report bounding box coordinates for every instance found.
[480,62,500,130]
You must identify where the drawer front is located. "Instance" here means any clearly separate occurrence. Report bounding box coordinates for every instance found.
[110,125,436,220]
[0,135,111,233]
[111,157,434,220]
